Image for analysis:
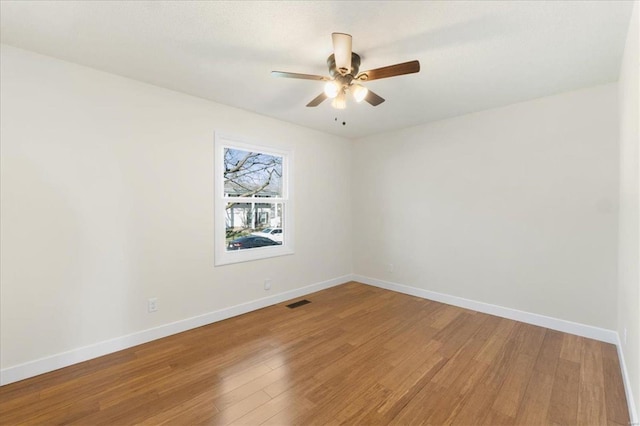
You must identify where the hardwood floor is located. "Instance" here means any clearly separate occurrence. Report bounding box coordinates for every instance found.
[0,282,630,425]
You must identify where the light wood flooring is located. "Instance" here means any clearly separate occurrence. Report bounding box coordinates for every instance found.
[0,282,630,425]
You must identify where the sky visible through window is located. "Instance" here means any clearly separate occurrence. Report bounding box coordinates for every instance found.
[224,148,282,198]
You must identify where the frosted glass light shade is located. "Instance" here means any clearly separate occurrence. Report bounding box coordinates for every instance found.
[324,81,340,98]
[352,84,368,102]
[331,92,347,109]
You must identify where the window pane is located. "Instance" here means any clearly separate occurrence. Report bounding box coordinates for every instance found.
[224,148,283,198]
[225,202,284,251]
[215,136,293,266]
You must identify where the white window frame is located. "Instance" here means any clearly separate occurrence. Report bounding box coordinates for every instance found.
[214,133,294,266]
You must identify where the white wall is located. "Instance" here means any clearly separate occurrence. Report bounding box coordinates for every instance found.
[0,45,352,372]
[618,1,639,418]
[353,84,619,330]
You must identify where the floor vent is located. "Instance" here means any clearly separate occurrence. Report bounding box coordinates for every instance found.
[286,299,311,309]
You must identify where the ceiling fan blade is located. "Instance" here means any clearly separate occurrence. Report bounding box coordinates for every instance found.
[357,60,420,81]
[364,89,385,106]
[332,33,352,74]
[271,71,329,81]
[306,93,328,107]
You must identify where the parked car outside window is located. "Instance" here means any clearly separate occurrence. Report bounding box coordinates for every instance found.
[251,228,283,242]
[227,235,282,250]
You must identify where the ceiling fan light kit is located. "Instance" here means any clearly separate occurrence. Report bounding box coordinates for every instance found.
[272,33,420,109]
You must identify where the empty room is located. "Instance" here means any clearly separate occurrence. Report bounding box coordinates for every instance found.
[0,1,638,424]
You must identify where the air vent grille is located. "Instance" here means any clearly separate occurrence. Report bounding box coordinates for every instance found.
[286,299,311,309]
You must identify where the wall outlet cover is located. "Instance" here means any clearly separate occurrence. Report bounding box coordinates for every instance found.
[148,298,158,313]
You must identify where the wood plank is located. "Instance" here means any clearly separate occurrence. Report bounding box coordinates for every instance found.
[534,329,564,375]
[514,370,554,424]
[259,395,316,426]
[482,408,517,425]
[491,352,538,418]
[447,329,520,424]
[210,390,271,425]
[378,339,442,391]
[137,388,220,425]
[331,382,393,424]
[231,383,315,425]
[429,304,463,329]
[577,339,607,425]
[366,346,446,423]
[473,317,516,364]
[547,358,580,425]
[433,312,485,358]
[212,365,288,411]
[560,333,584,363]
[602,344,631,425]
[427,359,493,425]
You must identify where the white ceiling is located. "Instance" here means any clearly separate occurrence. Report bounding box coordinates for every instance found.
[0,1,634,139]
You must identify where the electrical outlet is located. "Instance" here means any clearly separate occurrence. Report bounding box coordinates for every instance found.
[264,279,272,291]
[387,263,395,273]
[148,298,158,313]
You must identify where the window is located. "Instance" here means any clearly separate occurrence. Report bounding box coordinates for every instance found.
[214,134,293,265]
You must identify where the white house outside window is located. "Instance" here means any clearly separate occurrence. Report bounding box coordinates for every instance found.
[214,134,293,265]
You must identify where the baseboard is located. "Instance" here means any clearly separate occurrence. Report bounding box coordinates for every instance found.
[616,334,639,425]
[353,275,618,344]
[0,274,352,386]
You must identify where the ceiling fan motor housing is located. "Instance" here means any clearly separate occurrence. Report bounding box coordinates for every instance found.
[327,53,361,78]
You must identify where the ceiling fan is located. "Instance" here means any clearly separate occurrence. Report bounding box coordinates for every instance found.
[271,33,420,109]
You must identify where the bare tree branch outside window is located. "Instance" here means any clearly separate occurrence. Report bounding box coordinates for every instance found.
[224,148,283,207]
